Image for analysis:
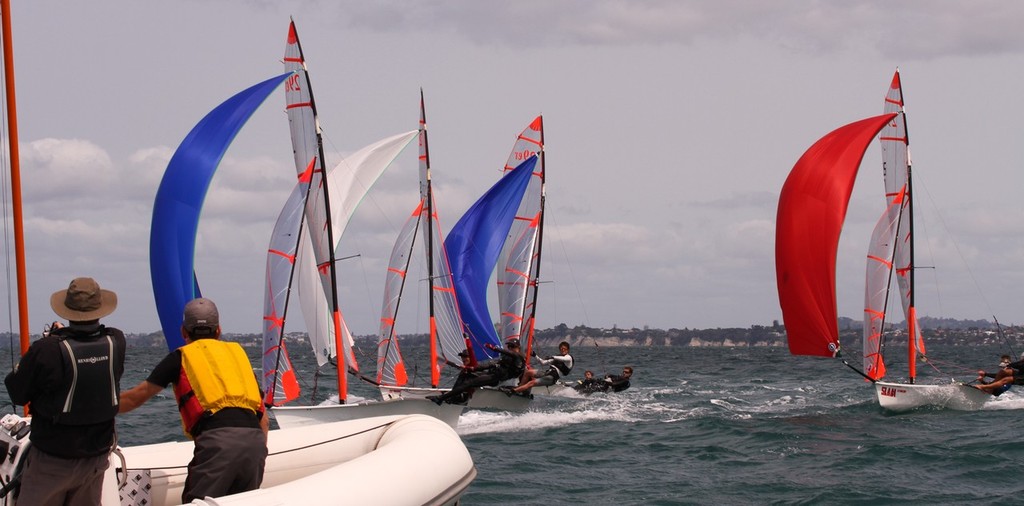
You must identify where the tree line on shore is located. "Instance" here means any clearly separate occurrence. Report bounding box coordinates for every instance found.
[6,316,1013,349]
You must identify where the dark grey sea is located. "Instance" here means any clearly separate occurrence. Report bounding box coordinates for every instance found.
[3,341,1023,505]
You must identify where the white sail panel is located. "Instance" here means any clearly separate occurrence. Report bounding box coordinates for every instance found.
[297,131,419,367]
[497,117,544,349]
[376,202,422,386]
[879,71,922,358]
[261,178,308,405]
[863,205,900,380]
[284,23,319,180]
[424,193,464,363]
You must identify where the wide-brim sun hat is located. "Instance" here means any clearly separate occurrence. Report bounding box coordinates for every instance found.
[50,277,117,321]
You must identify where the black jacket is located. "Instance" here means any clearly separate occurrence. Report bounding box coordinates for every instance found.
[5,324,126,458]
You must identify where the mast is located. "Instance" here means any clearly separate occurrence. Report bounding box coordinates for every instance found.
[419,90,442,385]
[1,0,28,354]
[522,116,546,355]
[286,21,348,401]
[905,116,917,384]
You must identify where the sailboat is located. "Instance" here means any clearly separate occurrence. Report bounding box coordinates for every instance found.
[0,16,475,506]
[775,74,989,412]
[373,91,471,402]
[866,70,990,411]
[264,21,464,429]
[141,75,475,505]
[445,141,538,411]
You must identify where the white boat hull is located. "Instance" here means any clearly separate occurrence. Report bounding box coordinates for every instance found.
[874,380,991,411]
[379,385,446,400]
[381,384,533,412]
[0,414,474,506]
[271,397,464,429]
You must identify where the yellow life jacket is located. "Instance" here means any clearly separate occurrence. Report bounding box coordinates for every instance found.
[175,339,262,439]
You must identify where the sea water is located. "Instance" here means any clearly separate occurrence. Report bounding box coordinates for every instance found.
[2,341,1022,504]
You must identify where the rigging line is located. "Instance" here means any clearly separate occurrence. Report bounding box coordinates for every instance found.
[545,209,591,327]
[839,356,875,383]
[992,315,1015,358]
[921,356,979,376]
[915,172,996,319]
[0,57,11,362]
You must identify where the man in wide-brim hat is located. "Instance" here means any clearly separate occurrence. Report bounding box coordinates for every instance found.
[5,276,126,505]
[49,276,118,322]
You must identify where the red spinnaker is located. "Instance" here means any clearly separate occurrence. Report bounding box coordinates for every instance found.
[775,113,897,357]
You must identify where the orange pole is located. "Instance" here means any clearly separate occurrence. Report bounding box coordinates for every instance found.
[1,0,29,355]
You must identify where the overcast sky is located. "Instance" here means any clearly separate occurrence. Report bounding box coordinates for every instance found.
[3,1,1024,337]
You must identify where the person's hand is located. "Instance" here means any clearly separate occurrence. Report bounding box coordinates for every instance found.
[485,343,497,351]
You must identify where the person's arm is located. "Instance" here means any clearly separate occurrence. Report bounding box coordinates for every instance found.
[5,344,43,406]
[120,350,178,413]
[119,380,164,413]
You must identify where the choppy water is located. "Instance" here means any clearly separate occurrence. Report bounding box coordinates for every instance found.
[4,341,1024,504]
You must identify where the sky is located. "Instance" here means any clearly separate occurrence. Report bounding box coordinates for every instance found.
[3,1,1024,337]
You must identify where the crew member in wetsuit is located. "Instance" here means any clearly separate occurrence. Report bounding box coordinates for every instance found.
[428,338,526,405]
[120,298,269,503]
[5,277,126,505]
[604,366,634,392]
[976,354,1024,395]
[573,370,606,394]
[510,341,574,393]
[442,350,475,404]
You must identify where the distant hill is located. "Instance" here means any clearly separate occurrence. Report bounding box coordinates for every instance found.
[2,318,1017,349]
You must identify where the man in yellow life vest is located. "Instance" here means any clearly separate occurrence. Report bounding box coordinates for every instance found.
[120,298,269,503]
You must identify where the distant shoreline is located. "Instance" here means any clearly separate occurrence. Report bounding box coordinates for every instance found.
[5,317,1011,349]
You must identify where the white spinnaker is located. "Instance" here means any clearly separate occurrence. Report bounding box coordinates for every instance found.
[297,131,419,366]
[497,117,544,346]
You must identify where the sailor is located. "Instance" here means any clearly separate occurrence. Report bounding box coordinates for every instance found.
[604,366,634,392]
[5,277,126,505]
[428,338,527,405]
[509,341,574,393]
[120,298,269,503]
[573,370,607,394]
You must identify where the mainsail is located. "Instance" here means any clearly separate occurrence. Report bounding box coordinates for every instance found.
[866,69,923,381]
[150,73,290,349]
[376,94,465,389]
[775,114,896,358]
[446,155,537,360]
[376,201,423,387]
[261,168,309,405]
[282,18,352,402]
[497,116,545,357]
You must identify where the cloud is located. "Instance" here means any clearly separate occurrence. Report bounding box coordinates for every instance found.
[339,1,1024,59]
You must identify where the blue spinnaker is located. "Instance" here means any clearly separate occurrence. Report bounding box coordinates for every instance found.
[150,73,290,350]
[445,155,537,360]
